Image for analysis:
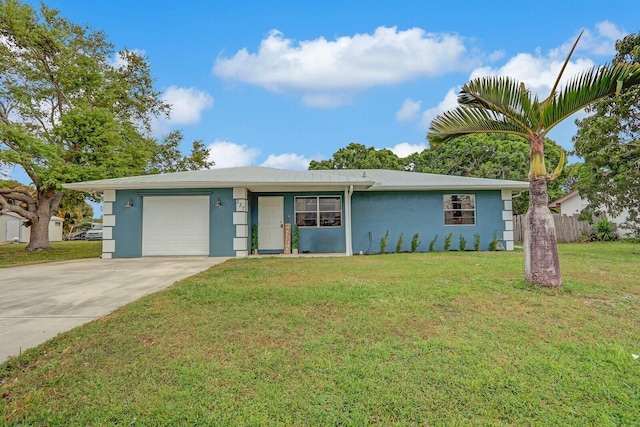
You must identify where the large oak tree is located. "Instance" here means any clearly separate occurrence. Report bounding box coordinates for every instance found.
[0,0,210,250]
[428,33,640,288]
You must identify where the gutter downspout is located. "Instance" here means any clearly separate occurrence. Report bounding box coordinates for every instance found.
[345,185,354,256]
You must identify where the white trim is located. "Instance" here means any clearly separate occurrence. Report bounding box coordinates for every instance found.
[233,238,247,251]
[102,226,112,240]
[103,215,116,227]
[102,239,115,253]
[104,189,116,202]
[345,186,353,256]
[101,252,112,259]
[236,225,248,238]
[501,193,514,250]
[233,187,248,199]
[103,202,113,215]
[233,212,247,225]
[233,195,249,257]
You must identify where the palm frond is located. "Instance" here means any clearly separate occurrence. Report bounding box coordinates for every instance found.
[547,30,584,98]
[458,77,538,131]
[428,106,528,144]
[541,63,640,134]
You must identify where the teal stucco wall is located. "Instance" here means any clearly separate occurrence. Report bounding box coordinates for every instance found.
[350,190,505,253]
[249,191,346,254]
[112,188,235,257]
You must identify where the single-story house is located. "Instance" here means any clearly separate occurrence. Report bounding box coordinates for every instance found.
[0,212,64,243]
[63,166,529,259]
[548,189,633,237]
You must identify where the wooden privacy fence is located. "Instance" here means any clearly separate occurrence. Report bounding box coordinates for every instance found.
[513,214,592,243]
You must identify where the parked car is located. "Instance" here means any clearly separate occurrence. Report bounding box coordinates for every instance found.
[67,231,87,240]
[85,224,103,240]
[66,222,103,241]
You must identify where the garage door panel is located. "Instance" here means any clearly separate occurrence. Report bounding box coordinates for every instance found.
[142,196,210,256]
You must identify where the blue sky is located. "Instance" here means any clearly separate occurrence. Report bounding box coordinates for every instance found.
[11,0,640,174]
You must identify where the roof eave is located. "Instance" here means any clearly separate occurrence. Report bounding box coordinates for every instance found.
[63,181,375,192]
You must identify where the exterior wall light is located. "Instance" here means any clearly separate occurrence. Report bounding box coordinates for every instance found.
[215,198,222,207]
[125,199,134,208]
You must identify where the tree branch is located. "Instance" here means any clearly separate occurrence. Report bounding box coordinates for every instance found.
[0,191,37,220]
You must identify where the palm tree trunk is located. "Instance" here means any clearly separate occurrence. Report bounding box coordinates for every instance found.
[523,177,562,287]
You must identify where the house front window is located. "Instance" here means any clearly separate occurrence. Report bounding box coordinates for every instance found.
[295,196,342,227]
[444,194,475,225]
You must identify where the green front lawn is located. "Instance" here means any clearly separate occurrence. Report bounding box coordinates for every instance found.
[2,243,639,425]
[0,240,102,268]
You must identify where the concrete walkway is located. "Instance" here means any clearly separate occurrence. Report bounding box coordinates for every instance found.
[1,257,228,362]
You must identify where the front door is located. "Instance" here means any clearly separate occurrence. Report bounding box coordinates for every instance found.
[258,196,284,250]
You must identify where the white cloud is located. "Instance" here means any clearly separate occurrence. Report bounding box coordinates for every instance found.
[420,88,459,129]
[162,86,214,125]
[387,142,427,158]
[213,26,471,99]
[0,163,10,179]
[549,21,627,59]
[469,53,595,95]
[302,93,352,108]
[261,153,311,170]
[207,140,260,168]
[395,98,422,122]
[152,86,214,135]
[488,49,506,63]
[108,49,146,68]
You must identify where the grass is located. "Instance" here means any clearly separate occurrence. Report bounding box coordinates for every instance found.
[0,241,102,268]
[2,242,640,425]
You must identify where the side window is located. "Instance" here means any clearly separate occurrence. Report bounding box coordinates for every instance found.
[295,196,342,228]
[444,194,475,225]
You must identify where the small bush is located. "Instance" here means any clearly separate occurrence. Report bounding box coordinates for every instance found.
[251,224,258,251]
[411,232,421,252]
[459,235,466,251]
[429,233,438,252]
[473,233,481,251]
[592,219,617,242]
[490,231,498,251]
[444,232,454,251]
[380,230,389,253]
[395,233,403,253]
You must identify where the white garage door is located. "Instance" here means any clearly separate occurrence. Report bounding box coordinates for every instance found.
[142,196,210,256]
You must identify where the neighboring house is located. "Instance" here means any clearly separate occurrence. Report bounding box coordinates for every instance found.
[63,166,529,259]
[0,212,64,243]
[548,190,633,237]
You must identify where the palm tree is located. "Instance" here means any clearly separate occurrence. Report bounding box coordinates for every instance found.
[428,33,640,287]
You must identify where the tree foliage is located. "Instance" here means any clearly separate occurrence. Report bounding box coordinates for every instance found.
[0,0,211,249]
[574,32,640,232]
[407,134,569,214]
[310,136,572,215]
[309,143,403,170]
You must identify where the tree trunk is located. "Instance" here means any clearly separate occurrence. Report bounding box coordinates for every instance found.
[523,177,562,287]
[25,190,63,251]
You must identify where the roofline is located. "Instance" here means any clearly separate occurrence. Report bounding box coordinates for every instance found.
[63,181,376,192]
[548,189,579,207]
[64,181,529,192]
[367,184,529,191]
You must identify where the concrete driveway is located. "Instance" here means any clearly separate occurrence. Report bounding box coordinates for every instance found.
[1,257,229,362]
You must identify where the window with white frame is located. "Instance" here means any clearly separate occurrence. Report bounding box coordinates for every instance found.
[443,194,476,225]
[295,196,342,227]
